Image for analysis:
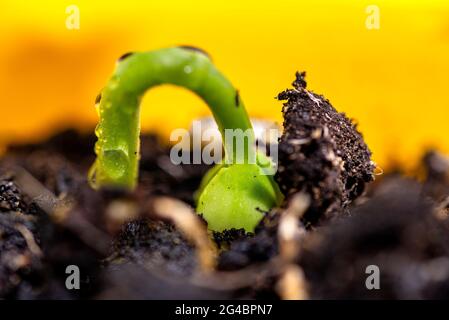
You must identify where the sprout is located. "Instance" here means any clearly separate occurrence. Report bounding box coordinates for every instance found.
[89,47,282,232]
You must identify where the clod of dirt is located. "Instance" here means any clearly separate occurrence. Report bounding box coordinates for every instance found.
[276,72,375,226]
[107,219,197,276]
[216,210,280,271]
[299,177,449,299]
[213,228,251,251]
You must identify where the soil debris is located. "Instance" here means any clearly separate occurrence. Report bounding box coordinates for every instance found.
[299,177,449,299]
[276,72,375,226]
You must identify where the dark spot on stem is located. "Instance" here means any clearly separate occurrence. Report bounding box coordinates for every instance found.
[95,92,102,104]
[235,90,240,107]
[178,45,211,60]
[255,207,266,214]
[118,52,134,62]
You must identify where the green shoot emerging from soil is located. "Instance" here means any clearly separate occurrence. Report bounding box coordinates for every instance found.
[89,47,282,232]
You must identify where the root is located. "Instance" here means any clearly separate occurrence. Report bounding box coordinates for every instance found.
[276,264,309,300]
[275,192,310,299]
[152,197,217,272]
[278,192,310,261]
[15,224,42,258]
[10,165,111,255]
[10,165,72,219]
[435,196,449,220]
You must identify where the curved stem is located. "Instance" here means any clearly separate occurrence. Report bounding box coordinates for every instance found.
[90,47,255,189]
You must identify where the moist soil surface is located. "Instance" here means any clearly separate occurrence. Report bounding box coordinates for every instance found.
[1,129,448,299]
[1,76,449,299]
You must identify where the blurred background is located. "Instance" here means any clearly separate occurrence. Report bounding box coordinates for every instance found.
[1,0,448,171]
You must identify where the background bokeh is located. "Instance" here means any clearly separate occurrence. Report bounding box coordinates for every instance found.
[1,0,449,171]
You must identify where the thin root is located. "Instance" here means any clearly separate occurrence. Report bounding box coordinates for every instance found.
[278,192,310,262]
[15,224,43,258]
[152,197,217,272]
[276,264,309,300]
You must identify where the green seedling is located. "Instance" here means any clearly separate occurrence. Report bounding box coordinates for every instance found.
[89,47,282,232]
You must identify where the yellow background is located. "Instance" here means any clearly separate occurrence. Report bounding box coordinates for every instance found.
[1,0,449,170]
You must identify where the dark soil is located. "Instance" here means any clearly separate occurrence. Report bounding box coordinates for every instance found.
[1,75,448,299]
[0,130,213,299]
[0,173,101,299]
[0,177,43,298]
[216,211,280,271]
[276,72,375,226]
[299,177,449,299]
[109,219,196,276]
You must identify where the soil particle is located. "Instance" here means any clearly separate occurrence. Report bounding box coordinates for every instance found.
[213,228,250,250]
[275,72,375,226]
[0,177,29,213]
